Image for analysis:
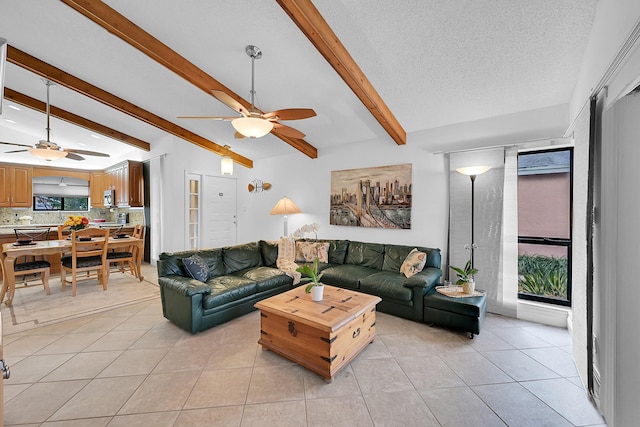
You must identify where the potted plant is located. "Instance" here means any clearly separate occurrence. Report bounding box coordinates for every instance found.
[449,260,478,294]
[297,257,325,301]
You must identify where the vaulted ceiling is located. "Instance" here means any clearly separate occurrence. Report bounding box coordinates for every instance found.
[0,0,597,170]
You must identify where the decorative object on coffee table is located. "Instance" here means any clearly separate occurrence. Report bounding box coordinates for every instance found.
[297,257,324,301]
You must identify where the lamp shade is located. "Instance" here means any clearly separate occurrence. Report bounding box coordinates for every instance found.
[456,165,491,176]
[220,145,234,175]
[270,197,301,215]
[28,147,68,161]
[232,117,274,138]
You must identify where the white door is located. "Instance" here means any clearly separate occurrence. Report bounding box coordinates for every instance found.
[201,175,237,248]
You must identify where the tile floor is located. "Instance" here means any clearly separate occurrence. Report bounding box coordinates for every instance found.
[2,268,607,426]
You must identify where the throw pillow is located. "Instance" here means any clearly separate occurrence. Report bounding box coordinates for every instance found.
[182,254,209,282]
[400,248,427,278]
[295,241,329,263]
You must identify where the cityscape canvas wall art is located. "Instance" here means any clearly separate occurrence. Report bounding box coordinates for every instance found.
[330,163,412,229]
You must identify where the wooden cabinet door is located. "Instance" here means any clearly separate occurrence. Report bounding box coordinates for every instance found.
[128,162,143,207]
[0,165,9,207]
[10,166,32,207]
[90,172,105,207]
[116,164,127,206]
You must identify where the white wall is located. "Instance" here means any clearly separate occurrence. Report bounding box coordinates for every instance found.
[570,0,640,121]
[236,139,449,261]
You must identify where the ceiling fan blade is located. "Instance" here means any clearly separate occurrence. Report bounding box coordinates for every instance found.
[4,149,29,153]
[211,90,249,117]
[271,123,306,139]
[263,108,316,121]
[64,149,110,157]
[64,152,86,161]
[0,141,32,148]
[234,131,246,139]
[177,116,236,121]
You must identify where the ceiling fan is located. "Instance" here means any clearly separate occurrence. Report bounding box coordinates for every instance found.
[178,45,316,139]
[0,80,110,161]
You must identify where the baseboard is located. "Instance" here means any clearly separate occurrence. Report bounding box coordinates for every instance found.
[517,300,571,327]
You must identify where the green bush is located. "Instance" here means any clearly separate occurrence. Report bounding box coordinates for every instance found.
[518,254,567,299]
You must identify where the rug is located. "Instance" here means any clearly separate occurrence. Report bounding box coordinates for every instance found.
[1,263,161,335]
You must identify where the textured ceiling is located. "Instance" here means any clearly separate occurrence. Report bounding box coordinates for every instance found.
[0,0,597,170]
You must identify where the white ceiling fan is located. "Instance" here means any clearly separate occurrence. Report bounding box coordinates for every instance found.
[0,80,110,161]
[178,45,316,139]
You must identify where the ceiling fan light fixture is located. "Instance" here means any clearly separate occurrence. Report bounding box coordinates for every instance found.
[231,117,274,138]
[28,147,68,161]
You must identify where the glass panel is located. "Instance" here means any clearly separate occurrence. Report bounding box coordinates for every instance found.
[34,196,62,210]
[64,197,89,211]
[518,151,571,239]
[518,243,568,301]
[189,208,198,222]
[189,180,199,193]
[190,195,198,207]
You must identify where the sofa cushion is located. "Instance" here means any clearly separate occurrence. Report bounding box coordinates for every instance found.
[320,264,378,289]
[359,271,414,303]
[236,266,293,292]
[259,240,279,267]
[328,240,349,264]
[400,249,427,278]
[182,254,209,282]
[223,242,262,274]
[199,248,226,277]
[345,241,385,270]
[382,245,415,272]
[203,276,258,309]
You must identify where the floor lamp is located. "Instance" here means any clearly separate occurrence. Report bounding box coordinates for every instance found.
[456,165,491,268]
[270,196,301,237]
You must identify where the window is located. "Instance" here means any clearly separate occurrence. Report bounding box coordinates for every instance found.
[517,148,572,306]
[33,196,89,211]
[186,176,200,249]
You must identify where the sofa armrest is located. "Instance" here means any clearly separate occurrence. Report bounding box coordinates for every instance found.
[403,267,442,291]
[158,275,212,297]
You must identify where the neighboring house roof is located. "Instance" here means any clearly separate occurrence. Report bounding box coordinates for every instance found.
[518,150,571,175]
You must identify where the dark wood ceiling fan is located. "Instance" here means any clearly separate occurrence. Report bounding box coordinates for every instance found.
[0,80,110,161]
[178,45,316,139]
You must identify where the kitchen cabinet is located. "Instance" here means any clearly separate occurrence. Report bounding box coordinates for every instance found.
[0,164,33,207]
[105,160,143,207]
[90,172,105,208]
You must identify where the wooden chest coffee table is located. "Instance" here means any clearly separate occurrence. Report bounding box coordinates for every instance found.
[255,285,381,381]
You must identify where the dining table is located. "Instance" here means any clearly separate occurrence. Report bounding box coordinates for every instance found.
[0,236,144,307]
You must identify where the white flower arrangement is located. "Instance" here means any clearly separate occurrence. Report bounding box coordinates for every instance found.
[290,222,319,240]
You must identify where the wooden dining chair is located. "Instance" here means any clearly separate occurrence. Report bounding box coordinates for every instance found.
[60,227,110,296]
[106,224,143,280]
[12,227,52,294]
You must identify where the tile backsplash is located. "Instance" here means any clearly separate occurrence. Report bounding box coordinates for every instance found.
[0,207,145,226]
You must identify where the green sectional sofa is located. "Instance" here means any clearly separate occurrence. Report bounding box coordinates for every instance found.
[157,239,442,333]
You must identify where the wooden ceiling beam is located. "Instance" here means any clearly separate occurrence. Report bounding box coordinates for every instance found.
[4,88,151,152]
[7,45,253,168]
[277,0,406,146]
[61,0,318,159]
